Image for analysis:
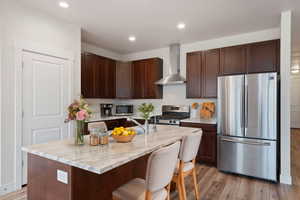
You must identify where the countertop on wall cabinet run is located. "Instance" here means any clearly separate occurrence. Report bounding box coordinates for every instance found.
[22,125,200,175]
[180,117,217,125]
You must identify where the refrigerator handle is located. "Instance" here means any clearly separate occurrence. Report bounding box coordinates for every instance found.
[221,138,271,146]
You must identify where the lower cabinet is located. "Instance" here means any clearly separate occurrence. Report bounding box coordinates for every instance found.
[180,122,217,166]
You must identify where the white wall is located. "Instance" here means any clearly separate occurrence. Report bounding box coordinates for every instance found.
[0,1,81,195]
[280,10,292,185]
[291,51,300,128]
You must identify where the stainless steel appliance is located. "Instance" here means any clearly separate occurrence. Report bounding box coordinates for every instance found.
[155,105,190,125]
[114,104,134,116]
[217,73,278,181]
[100,104,113,117]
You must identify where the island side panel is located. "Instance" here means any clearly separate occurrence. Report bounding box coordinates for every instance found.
[28,153,72,200]
[72,154,150,200]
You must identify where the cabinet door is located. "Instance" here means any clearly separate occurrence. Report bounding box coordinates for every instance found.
[94,56,106,98]
[246,40,279,73]
[116,62,132,98]
[81,53,95,98]
[145,58,163,99]
[197,131,217,165]
[220,45,246,75]
[186,52,202,98]
[104,59,116,98]
[132,60,146,98]
[202,49,219,98]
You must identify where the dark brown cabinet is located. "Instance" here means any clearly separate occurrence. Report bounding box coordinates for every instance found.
[186,52,202,98]
[180,122,217,166]
[116,62,132,98]
[82,54,163,99]
[220,45,247,75]
[186,49,219,98]
[219,39,280,75]
[81,53,116,98]
[81,53,95,98]
[132,58,163,99]
[246,40,280,73]
[202,49,220,98]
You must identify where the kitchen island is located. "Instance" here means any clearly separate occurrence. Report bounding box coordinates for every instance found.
[22,125,200,200]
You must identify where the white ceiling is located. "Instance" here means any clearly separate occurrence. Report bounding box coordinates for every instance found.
[19,0,300,54]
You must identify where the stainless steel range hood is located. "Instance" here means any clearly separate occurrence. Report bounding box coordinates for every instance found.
[155,43,186,85]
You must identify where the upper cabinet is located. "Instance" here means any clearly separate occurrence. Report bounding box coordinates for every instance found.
[246,40,280,73]
[81,53,116,98]
[132,58,163,99]
[202,49,220,98]
[186,49,219,98]
[116,62,132,99]
[220,45,247,75]
[219,39,279,75]
[186,52,202,98]
[82,54,163,99]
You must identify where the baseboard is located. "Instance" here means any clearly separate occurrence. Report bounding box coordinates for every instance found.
[280,174,292,185]
[0,182,16,196]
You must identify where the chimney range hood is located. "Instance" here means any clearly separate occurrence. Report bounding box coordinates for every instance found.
[155,43,186,85]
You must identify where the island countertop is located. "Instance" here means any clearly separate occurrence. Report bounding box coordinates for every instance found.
[22,125,200,175]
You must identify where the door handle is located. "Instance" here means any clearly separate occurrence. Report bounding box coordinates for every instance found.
[221,138,271,146]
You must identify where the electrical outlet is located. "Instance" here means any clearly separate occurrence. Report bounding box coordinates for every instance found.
[57,169,68,184]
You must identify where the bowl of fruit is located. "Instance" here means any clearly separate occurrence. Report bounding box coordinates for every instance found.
[111,127,137,143]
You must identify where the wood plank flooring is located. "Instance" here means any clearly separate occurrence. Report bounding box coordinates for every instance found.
[1,129,300,200]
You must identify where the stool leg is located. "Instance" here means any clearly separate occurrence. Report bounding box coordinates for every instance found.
[176,177,184,200]
[192,168,200,200]
[145,191,152,200]
[179,173,187,200]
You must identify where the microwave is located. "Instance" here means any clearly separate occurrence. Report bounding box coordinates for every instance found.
[114,105,134,116]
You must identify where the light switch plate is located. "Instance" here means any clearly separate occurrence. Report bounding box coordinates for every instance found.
[57,169,68,184]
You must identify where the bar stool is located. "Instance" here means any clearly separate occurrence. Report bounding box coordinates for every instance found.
[112,141,181,200]
[172,131,203,200]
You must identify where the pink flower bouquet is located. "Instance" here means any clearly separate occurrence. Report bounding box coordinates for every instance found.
[65,98,92,122]
[65,98,92,145]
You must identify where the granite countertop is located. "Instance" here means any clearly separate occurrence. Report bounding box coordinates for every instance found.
[86,115,143,122]
[180,117,217,125]
[22,125,200,175]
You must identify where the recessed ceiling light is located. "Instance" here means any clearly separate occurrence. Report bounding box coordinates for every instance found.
[59,1,69,8]
[128,36,136,42]
[177,23,186,30]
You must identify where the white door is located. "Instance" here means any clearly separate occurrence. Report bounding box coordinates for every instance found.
[22,51,71,185]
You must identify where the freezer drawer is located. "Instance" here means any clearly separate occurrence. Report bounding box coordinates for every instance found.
[218,136,277,181]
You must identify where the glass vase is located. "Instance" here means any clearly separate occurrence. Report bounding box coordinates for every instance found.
[75,120,85,145]
[144,119,150,135]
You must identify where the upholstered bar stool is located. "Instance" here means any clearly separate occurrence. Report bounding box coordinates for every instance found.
[112,141,181,200]
[172,131,203,200]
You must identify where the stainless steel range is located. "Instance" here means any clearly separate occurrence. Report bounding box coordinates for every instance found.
[155,105,190,125]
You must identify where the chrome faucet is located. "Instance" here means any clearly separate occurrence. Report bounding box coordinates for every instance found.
[126,117,146,134]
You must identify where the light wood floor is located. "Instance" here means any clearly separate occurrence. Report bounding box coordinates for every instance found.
[1,130,300,200]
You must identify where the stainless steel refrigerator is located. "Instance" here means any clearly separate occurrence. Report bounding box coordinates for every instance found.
[217,72,278,181]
